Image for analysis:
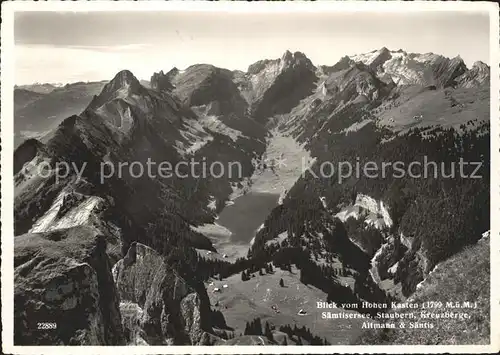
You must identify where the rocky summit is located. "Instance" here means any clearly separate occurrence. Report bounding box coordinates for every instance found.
[238,50,318,121]
[13,47,490,346]
[14,226,124,345]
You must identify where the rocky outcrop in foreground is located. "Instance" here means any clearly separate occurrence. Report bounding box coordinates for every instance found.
[112,242,208,345]
[14,226,125,345]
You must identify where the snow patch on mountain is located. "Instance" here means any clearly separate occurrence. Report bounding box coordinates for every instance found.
[341,119,372,134]
[350,47,390,68]
[348,48,474,88]
[387,262,399,276]
[191,222,232,239]
[265,231,288,247]
[207,196,217,211]
[30,192,104,233]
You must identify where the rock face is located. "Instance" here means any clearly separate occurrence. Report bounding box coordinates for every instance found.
[14,226,125,345]
[150,70,174,92]
[180,293,204,343]
[319,56,356,75]
[335,194,393,230]
[88,70,145,109]
[112,242,206,345]
[456,61,490,88]
[363,47,393,72]
[241,50,318,122]
[323,63,392,102]
[356,232,490,345]
[431,55,467,88]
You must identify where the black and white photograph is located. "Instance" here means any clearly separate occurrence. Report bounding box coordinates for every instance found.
[2,1,499,353]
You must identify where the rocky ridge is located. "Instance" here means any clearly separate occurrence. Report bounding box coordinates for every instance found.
[14,226,125,345]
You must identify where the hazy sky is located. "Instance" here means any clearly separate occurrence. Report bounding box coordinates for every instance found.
[15,11,490,85]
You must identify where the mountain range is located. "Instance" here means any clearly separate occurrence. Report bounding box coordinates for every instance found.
[13,47,490,345]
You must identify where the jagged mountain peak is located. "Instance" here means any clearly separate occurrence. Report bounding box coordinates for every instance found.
[281,50,315,68]
[319,56,356,75]
[456,60,490,88]
[86,69,147,111]
[473,61,490,71]
[109,69,141,89]
[98,69,143,99]
[240,50,318,121]
[281,49,308,60]
[449,55,466,67]
[150,70,174,92]
[350,47,393,72]
[282,49,293,59]
[247,50,315,76]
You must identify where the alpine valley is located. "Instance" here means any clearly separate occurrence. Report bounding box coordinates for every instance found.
[13,47,490,345]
